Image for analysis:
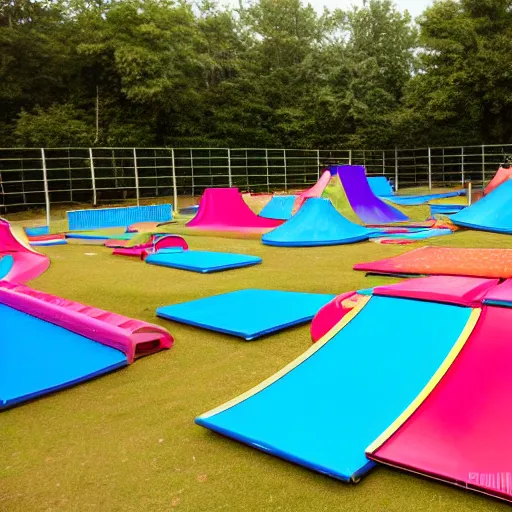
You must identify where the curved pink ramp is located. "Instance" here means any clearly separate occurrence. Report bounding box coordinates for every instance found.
[0,281,173,363]
[292,170,332,214]
[368,303,512,502]
[0,219,49,284]
[333,166,408,224]
[187,188,283,232]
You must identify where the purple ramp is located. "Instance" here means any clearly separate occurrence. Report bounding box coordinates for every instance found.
[333,166,408,224]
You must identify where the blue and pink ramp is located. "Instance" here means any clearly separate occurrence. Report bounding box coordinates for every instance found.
[196,275,512,502]
[0,280,173,409]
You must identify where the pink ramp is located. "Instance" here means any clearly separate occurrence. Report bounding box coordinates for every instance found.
[0,281,173,363]
[373,276,499,307]
[292,170,332,214]
[0,219,49,283]
[368,304,512,502]
[484,166,512,195]
[187,188,283,232]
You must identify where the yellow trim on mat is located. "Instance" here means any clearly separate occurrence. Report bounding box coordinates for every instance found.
[198,294,372,419]
[366,307,481,454]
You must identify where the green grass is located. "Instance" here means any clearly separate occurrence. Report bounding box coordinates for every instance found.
[2,198,512,511]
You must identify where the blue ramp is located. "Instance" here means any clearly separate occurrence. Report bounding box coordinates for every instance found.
[146,250,262,273]
[196,296,473,480]
[259,196,297,220]
[0,304,127,409]
[451,180,512,233]
[262,198,371,247]
[429,204,466,216]
[157,289,335,340]
[368,177,394,197]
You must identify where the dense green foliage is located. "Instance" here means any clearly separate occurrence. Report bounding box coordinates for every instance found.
[2,0,512,148]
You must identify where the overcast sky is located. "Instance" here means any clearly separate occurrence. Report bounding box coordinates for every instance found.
[312,0,433,18]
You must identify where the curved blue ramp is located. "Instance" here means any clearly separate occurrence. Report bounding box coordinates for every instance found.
[157,289,335,340]
[368,177,394,197]
[67,204,172,230]
[259,196,297,220]
[0,304,127,409]
[451,180,512,233]
[262,198,371,247]
[146,250,262,273]
[429,204,466,216]
[196,296,473,480]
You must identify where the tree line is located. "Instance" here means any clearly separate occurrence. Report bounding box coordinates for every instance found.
[2,0,512,149]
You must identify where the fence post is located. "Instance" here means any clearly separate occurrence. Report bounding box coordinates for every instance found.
[265,149,270,193]
[316,149,320,179]
[89,148,97,206]
[481,145,485,186]
[40,148,51,227]
[394,147,399,192]
[227,148,232,187]
[349,149,352,165]
[133,148,140,206]
[171,148,178,213]
[442,147,445,183]
[283,149,287,191]
[428,147,432,190]
[382,151,385,175]
[461,147,465,186]
[190,149,195,197]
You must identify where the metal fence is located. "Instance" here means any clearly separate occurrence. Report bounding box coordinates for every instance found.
[1,144,510,221]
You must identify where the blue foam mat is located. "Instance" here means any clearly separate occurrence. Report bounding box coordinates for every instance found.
[146,250,262,273]
[156,289,336,340]
[259,196,297,220]
[195,296,472,479]
[0,304,127,409]
[262,198,371,247]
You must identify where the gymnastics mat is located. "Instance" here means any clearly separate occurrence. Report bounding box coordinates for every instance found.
[0,303,127,408]
[354,246,512,279]
[156,289,336,340]
[146,250,262,273]
[195,295,476,480]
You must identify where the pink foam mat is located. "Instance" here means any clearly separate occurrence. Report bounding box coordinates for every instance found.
[373,276,500,307]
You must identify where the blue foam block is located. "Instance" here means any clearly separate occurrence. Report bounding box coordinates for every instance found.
[24,226,50,236]
[156,289,336,340]
[0,304,127,409]
[67,204,172,230]
[195,296,472,480]
[146,250,262,273]
[259,196,297,220]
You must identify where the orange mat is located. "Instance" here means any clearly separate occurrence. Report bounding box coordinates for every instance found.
[354,246,512,279]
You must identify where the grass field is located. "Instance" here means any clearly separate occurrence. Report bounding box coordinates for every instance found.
[2,194,512,511]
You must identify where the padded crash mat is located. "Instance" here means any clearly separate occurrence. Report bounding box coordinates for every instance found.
[156,289,336,340]
[354,246,512,279]
[146,250,262,273]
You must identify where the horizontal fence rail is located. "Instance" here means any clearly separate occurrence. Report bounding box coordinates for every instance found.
[0,145,509,217]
